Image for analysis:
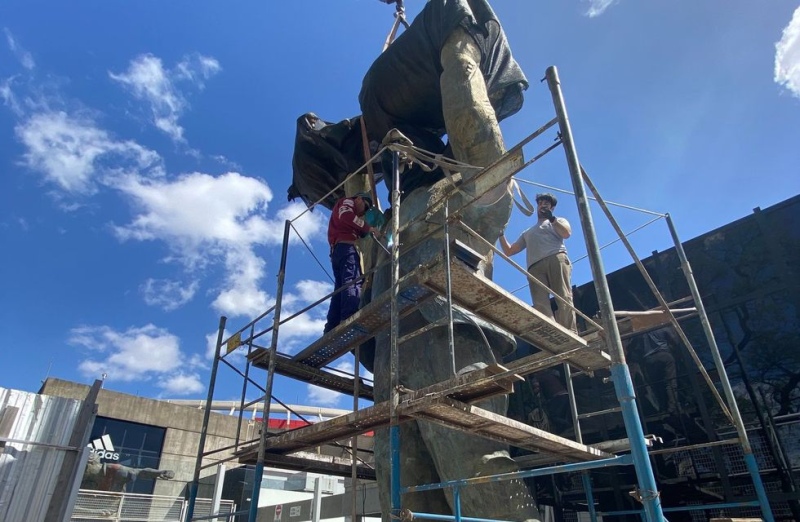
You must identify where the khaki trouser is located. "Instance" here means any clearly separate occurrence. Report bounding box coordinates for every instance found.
[528,252,577,332]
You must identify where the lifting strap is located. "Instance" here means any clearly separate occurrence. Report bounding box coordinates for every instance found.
[382,0,409,52]
[359,0,410,210]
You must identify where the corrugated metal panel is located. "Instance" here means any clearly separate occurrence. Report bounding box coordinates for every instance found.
[0,387,85,522]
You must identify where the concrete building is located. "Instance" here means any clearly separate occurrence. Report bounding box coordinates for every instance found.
[37,378,377,520]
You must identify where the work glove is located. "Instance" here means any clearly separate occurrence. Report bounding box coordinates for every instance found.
[541,209,556,223]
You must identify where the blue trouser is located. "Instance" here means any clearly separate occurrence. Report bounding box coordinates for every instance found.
[324,243,363,333]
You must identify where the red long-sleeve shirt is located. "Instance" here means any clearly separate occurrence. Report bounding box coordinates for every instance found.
[328,197,371,246]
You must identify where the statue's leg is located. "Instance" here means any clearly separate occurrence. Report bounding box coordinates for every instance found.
[373,421,451,522]
[436,26,540,522]
[439,27,515,256]
[373,327,451,522]
[440,28,504,169]
[405,326,542,522]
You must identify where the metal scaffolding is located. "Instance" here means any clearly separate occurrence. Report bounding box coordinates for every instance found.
[184,66,775,522]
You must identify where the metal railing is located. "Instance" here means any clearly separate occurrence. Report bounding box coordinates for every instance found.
[71,490,235,522]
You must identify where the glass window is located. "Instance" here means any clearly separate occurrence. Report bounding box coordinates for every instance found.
[80,416,167,495]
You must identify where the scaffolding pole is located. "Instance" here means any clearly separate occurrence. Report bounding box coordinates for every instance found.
[665,213,775,522]
[389,150,403,518]
[545,65,665,522]
[185,316,226,522]
[248,219,292,522]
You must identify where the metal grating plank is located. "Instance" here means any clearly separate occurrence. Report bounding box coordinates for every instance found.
[247,452,377,480]
[290,273,435,368]
[248,350,374,400]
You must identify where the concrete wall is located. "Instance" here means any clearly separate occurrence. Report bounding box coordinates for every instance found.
[39,378,247,498]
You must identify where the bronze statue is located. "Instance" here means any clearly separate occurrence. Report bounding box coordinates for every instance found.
[289,1,539,519]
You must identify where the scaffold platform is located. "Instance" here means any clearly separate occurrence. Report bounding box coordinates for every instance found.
[250,246,611,378]
[236,388,612,466]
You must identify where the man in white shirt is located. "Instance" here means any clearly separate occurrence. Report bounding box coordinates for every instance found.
[499,193,576,331]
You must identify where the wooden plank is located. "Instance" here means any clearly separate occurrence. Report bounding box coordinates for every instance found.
[237,390,611,466]
[404,397,611,462]
[285,245,612,374]
[403,363,522,405]
[236,402,403,456]
[418,257,611,372]
[514,437,653,468]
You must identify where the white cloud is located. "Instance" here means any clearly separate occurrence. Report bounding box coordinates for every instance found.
[270,279,333,354]
[70,324,186,384]
[206,330,225,359]
[583,0,618,18]
[277,313,327,351]
[6,48,327,351]
[1,77,23,116]
[111,171,325,317]
[158,373,205,396]
[306,361,356,407]
[141,278,199,311]
[112,171,273,251]
[15,111,162,195]
[110,53,220,143]
[175,54,221,86]
[3,28,35,70]
[775,6,800,98]
[295,279,334,305]
[212,247,272,317]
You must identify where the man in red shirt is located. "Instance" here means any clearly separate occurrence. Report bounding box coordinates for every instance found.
[324,192,378,333]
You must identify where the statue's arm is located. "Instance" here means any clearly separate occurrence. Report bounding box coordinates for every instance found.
[135,468,175,480]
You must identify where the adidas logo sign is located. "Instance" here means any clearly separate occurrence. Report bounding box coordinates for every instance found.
[88,434,120,461]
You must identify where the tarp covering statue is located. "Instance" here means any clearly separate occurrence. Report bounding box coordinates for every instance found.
[289,1,540,520]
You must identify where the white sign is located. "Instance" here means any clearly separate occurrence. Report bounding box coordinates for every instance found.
[87,434,120,461]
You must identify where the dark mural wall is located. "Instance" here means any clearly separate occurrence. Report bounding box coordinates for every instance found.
[573,195,800,424]
[564,195,800,520]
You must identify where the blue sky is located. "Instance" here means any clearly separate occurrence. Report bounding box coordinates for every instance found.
[2,1,799,412]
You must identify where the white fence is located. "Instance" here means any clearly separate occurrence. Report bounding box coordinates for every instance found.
[71,490,236,522]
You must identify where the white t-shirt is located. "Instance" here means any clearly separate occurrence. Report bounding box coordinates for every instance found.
[514,218,568,269]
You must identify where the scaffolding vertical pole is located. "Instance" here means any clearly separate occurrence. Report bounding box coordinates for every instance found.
[564,363,597,522]
[236,323,256,453]
[351,347,361,522]
[545,65,664,522]
[185,316,226,522]
[443,198,457,376]
[665,214,775,522]
[389,150,403,516]
[248,219,292,522]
